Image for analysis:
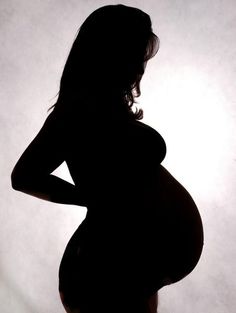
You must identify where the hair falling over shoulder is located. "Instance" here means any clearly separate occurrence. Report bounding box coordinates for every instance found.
[50,4,159,120]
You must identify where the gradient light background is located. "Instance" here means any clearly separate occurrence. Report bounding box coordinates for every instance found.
[1,0,236,312]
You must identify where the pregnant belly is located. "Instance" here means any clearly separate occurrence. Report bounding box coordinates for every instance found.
[59,164,204,294]
[151,165,204,284]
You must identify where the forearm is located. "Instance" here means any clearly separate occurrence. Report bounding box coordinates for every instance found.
[11,174,87,207]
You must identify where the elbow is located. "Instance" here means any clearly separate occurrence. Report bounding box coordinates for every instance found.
[11,169,21,190]
[11,167,28,191]
[11,166,41,192]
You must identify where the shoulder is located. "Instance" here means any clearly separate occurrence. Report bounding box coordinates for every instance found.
[44,107,77,134]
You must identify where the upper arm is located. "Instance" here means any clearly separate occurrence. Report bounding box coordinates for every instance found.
[11,110,66,187]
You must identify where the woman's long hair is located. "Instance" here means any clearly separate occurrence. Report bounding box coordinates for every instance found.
[51,4,159,120]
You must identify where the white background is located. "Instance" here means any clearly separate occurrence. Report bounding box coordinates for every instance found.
[1,0,236,312]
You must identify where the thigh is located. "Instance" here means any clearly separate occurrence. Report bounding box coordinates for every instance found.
[58,221,91,311]
[146,291,158,313]
[60,292,81,313]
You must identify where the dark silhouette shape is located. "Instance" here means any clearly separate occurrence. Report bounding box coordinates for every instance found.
[11,4,204,313]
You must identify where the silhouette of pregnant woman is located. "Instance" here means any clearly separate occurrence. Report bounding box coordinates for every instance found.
[11,5,204,313]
